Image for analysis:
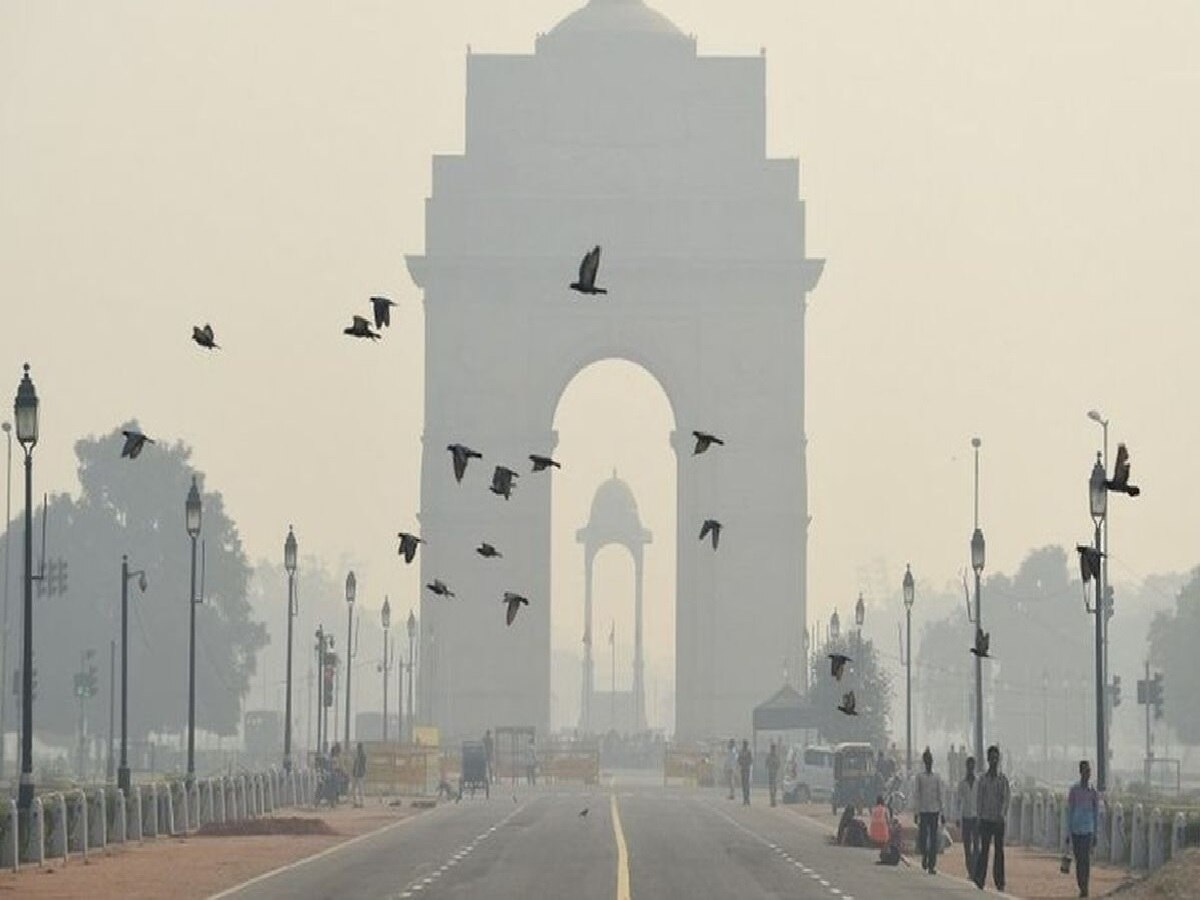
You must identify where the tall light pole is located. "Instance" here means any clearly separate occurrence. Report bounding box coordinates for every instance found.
[1089,453,1109,791]
[185,476,202,784]
[0,420,12,782]
[406,611,416,743]
[118,554,147,796]
[970,436,986,767]
[1087,410,1112,777]
[14,364,39,811]
[315,627,330,754]
[902,564,915,774]
[380,597,391,742]
[344,571,356,749]
[283,525,298,772]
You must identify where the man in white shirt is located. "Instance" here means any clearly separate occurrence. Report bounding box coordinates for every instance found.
[912,747,945,874]
[956,755,980,875]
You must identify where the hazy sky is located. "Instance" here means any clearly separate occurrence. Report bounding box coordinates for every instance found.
[3,1,1198,728]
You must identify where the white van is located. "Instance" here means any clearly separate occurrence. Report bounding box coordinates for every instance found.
[781,744,836,803]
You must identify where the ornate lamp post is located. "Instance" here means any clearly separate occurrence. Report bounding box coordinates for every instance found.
[380,598,391,743]
[283,525,298,772]
[185,476,202,784]
[118,556,147,796]
[1089,453,1108,790]
[902,564,915,774]
[969,436,986,767]
[344,571,356,749]
[14,364,38,811]
[406,610,416,743]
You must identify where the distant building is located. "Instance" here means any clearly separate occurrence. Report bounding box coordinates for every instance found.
[408,0,823,741]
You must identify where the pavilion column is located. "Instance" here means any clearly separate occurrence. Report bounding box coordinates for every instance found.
[581,549,595,733]
[633,549,646,731]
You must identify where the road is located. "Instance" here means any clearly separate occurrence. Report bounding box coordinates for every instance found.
[214,779,992,900]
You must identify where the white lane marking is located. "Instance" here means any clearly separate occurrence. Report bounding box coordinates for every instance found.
[830,890,842,896]
[393,803,528,899]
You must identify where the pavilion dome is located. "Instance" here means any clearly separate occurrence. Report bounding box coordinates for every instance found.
[577,470,653,546]
[543,0,689,47]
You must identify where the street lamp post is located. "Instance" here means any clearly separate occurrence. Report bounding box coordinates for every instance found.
[1088,410,1112,780]
[185,477,202,784]
[1089,453,1109,791]
[0,420,11,782]
[14,364,39,811]
[344,572,356,749]
[118,555,147,796]
[315,627,329,754]
[381,598,391,742]
[902,564,915,774]
[970,436,986,767]
[406,611,416,743]
[283,525,298,772]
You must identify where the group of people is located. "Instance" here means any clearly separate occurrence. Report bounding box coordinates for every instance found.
[315,741,369,808]
[721,738,786,807]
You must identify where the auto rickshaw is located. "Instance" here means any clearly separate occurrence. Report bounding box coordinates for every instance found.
[830,742,877,813]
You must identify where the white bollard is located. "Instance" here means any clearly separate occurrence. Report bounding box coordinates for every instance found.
[1021,792,1034,846]
[88,789,107,850]
[26,796,47,866]
[161,783,176,837]
[176,782,190,835]
[1043,794,1059,850]
[1130,803,1146,869]
[1096,798,1108,859]
[215,778,226,824]
[1171,812,1186,860]
[236,776,247,821]
[70,790,89,860]
[2,798,17,871]
[1058,795,1070,854]
[113,790,127,845]
[1148,808,1165,870]
[189,781,199,831]
[144,785,158,839]
[129,786,143,842]
[1033,793,1045,846]
[1110,802,1125,863]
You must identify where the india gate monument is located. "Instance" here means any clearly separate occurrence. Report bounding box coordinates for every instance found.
[406,0,823,741]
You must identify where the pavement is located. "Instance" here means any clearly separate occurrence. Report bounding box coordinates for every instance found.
[214,780,1004,900]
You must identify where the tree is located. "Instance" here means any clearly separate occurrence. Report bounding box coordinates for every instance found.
[1147,568,1200,743]
[1,424,265,741]
[808,635,891,748]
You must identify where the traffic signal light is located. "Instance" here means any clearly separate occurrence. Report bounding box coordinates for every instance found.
[1110,675,1122,708]
[1150,672,1164,720]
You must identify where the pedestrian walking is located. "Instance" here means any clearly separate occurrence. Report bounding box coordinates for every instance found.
[1066,760,1099,898]
[912,748,945,874]
[525,737,538,786]
[766,741,781,807]
[352,742,367,807]
[956,755,980,876]
[725,739,738,800]
[482,728,495,784]
[737,739,754,806]
[974,745,1010,892]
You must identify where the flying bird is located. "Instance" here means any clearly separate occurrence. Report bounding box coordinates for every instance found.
[491,466,519,500]
[192,324,219,350]
[476,543,502,559]
[502,591,530,626]
[343,315,381,340]
[426,579,455,599]
[1076,545,1104,584]
[579,808,589,818]
[692,431,725,455]
[837,691,858,716]
[530,454,562,473]
[447,444,483,483]
[397,532,423,564]
[1106,444,1141,497]
[828,653,852,682]
[699,519,722,550]
[569,245,607,295]
[120,429,155,459]
[370,296,396,329]
[970,629,991,658]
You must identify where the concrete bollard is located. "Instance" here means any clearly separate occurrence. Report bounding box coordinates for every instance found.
[2,798,17,871]
[1032,793,1045,846]
[199,780,211,826]
[175,782,189,835]
[1171,812,1186,860]
[1110,802,1125,863]
[1043,794,1059,850]
[87,789,107,850]
[144,785,158,839]
[215,778,226,824]
[129,786,143,842]
[43,793,67,861]
[1006,793,1019,841]
[1130,803,1146,869]
[1058,795,1070,854]
[112,790,127,845]
[1148,808,1165,870]
[161,783,176,837]
[236,776,247,821]
[67,790,89,859]
[256,775,265,816]
[1096,798,1109,859]
[189,781,200,831]
[1021,792,1034,846]
[24,796,47,866]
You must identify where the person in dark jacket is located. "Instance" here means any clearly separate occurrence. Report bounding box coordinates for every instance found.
[737,740,754,805]
[766,742,781,807]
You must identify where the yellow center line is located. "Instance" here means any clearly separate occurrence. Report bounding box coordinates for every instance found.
[611,791,631,900]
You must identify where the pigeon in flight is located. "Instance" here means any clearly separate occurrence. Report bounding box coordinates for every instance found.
[579,808,589,818]
[1076,545,1104,584]
[397,532,423,564]
[344,315,381,340]
[491,466,519,500]
[476,543,502,559]
[699,519,722,550]
[569,246,607,295]
[447,444,483,483]
[502,592,530,626]
[426,579,455,599]
[370,296,396,329]
[192,324,220,350]
[692,431,725,455]
[837,691,858,716]
[120,429,155,459]
[970,629,991,658]
[1106,444,1141,497]
[828,653,852,682]
[530,454,562,473]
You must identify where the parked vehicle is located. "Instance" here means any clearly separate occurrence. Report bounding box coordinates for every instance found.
[781,744,836,804]
[831,742,878,813]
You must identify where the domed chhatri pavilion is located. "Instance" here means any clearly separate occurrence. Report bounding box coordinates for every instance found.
[408,0,823,740]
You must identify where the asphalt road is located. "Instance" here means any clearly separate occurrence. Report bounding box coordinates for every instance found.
[213,780,995,900]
